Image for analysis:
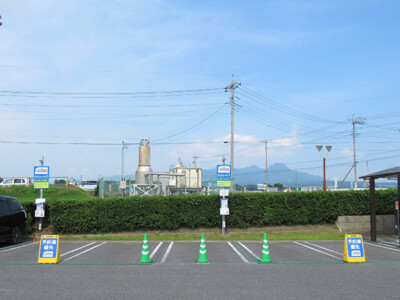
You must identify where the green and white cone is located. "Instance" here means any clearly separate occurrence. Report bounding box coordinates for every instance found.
[196,233,210,264]
[258,233,273,264]
[138,234,152,264]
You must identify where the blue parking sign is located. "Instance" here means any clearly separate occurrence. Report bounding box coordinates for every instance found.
[38,235,60,264]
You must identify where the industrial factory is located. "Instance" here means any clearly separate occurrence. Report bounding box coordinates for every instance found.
[129,138,204,196]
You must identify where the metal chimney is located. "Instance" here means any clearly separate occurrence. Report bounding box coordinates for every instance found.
[135,138,153,184]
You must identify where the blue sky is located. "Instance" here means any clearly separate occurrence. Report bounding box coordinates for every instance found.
[0,0,399,184]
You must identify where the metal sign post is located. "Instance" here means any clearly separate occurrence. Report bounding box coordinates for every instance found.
[217,165,231,236]
[34,157,49,232]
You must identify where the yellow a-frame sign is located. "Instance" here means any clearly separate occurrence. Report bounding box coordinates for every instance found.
[343,234,365,263]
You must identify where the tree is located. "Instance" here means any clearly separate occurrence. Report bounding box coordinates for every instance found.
[54,179,66,185]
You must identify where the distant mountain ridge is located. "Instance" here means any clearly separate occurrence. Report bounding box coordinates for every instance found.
[203,163,328,187]
[107,163,379,188]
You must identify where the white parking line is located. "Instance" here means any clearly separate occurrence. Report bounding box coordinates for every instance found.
[150,242,163,259]
[227,242,249,264]
[238,242,260,260]
[62,242,107,262]
[294,242,342,260]
[302,241,342,255]
[0,242,38,253]
[160,242,174,263]
[61,242,97,257]
[366,242,400,253]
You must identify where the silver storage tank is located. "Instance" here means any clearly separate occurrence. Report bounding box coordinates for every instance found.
[135,138,153,184]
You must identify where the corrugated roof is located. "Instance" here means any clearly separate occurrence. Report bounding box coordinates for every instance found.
[359,166,400,179]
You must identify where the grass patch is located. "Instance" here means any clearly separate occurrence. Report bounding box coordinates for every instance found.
[0,185,93,202]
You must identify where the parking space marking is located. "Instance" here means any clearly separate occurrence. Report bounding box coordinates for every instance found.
[0,242,38,253]
[62,242,107,262]
[227,242,249,264]
[237,242,260,260]
[61,242,97,257]
[150,242,163,259]
[294,242,342,260]
[365,241,400,253]
[160,242,174,263]
[302,241,342,255]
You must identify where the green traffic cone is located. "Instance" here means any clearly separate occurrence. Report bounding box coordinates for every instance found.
[196,233,210,264]
[138,234,152,264]
[258,233,273,264]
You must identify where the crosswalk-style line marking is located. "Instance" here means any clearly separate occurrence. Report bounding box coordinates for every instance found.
[366,241,400,253]
[160,242,174,263]
[302,241,342,255]
[238,242,260,260]
[294,242,341,260]
[61,242,97,257]
[0,242,38,253]
[62,242,107,262]
[227,242,249,264]
[150,242,163,259]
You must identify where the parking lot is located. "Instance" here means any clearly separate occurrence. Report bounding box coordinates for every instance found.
[1,238,400,264]
[1,239,400,299]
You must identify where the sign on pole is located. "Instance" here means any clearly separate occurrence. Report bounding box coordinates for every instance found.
[217,165,231,187]
[220,197,229,215]
[34,166,50,189]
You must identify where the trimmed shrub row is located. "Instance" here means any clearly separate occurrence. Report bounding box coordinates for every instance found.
[35,190,397,234]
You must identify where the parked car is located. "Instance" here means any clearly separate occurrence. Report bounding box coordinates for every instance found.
[79,180,98,191]
[0,196,26,244]
[0,178,31,186]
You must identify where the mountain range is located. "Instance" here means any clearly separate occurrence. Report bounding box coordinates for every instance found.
[203,163,331,187]
[109,163,341,187]
[106,162,395,188]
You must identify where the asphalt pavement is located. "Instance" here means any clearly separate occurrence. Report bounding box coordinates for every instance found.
[1,239,400,299]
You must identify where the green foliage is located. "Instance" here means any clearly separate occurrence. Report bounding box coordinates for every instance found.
[3,186,395,234]
[1,185,93,234]
[54,179,66,185]
[47,190,395,234]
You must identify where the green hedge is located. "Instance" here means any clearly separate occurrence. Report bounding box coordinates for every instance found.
[41,190,396,234]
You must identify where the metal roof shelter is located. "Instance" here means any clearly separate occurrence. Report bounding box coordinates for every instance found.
[360,166,400,242]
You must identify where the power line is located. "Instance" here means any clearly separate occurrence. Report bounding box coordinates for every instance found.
[0,88,225,99]
[152,103,228,142]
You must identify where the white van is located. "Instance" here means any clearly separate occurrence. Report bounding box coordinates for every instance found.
[79,180,97,191]
[0,178,31,186]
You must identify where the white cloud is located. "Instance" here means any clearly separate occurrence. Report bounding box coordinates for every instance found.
[341,148,353,158]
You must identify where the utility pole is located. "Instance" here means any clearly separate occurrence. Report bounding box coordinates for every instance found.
[350,117,365,189]
[225,75,240,191]
[316,145,332,191]
[39,156,44,232]
[193,155,199,168]
[121,141,128,196]
[262,139,268,191]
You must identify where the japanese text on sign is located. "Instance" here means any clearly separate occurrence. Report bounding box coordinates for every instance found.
[38,235,60,264]
[34,166,50,189]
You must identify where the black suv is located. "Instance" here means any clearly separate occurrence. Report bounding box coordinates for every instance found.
[0,196,26,244]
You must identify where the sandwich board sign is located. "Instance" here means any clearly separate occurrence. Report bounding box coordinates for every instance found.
[38,235,60,264]
[343,234,365,263]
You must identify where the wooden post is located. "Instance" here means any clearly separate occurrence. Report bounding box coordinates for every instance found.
[398,174,400,244]
[370,177,376,242]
